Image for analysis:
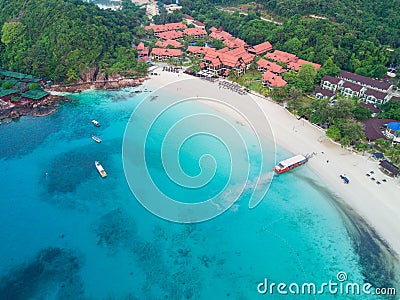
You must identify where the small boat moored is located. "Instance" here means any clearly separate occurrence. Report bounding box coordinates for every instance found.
[95,161,107,178]
[92,120,101,127]
[91,135,102,143]
[274,155,308,174]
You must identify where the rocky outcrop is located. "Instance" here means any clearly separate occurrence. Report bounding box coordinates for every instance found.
[0,95,67,121]
[46,77,148,93]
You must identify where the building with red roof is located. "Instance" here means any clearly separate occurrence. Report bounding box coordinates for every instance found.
[287,59,321,71]
[248,41,273,55]
[157,30,184,40]
[135,42,149,58]
[257,58,285,74]
[262,71,287,88]
[187,46,216,57]
[265,50,297,64]
[202,46,255,76]
[144,22,187,35]
[184,28,207,39]
[151,48,183,60]
[209,28,247,49]
[155,39,183,49]
[265,50,321,71]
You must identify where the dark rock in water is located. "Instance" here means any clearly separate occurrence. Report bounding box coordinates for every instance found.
[0,247,84,300]
[10,111,20,119]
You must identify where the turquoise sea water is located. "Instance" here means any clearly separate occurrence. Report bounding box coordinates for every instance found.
[0,87,399,299]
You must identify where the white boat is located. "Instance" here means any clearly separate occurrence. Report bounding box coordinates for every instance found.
[91,135,102,143]
[95,161,107,178]
[92,120,101,127]
[274,155,308,174]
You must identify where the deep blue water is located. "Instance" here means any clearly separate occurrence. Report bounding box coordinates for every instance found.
[0,87,398,299]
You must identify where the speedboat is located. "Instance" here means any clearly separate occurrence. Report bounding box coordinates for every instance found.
[91,135,102,143]
[95,161,107,178]
[92,120,101,127]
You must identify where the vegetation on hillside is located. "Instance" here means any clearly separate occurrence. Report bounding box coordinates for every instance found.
[181,0,399,79]
[0,0,149,83]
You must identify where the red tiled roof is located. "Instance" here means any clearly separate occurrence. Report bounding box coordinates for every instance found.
[209,26,218,32]
[248,41,273,55]
[265,50,297,63]
[287,59,321,71]
[223,37,247,49]
[136,42,145,51]
[184,28,207,36]
[155,39,183,48]
[157,30,184,40]
[187,46,216,55]
[217,47,230,53]
[257,58,285,73]
[151,48,183,57]
[145,22,187,33]
[209,30,233,41]
[262,70,287,87]
[138,56,150,62]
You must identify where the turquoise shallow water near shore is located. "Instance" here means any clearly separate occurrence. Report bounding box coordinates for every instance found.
[0,88,398,299]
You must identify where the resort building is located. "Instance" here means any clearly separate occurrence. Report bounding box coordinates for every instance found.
[187,46,216,57]
[265,50,321,71]
[362,89,391,104]
[384,122,400,143]
[320,75,341,91]
[339,82,365,98]
[157,30,184,40]
[164,4,182,14]
[202,48,253,76]
[144,22,187,35]
[135,42,149,58]
[183,28,208,39]
[313,88,335,100]
[338,70,393,93]
[247,41,273,56]
[151,48,183,61]
[256,58,285,74]
[192,20,206,29]
[155,39,183,49]
[379,160,399,177]
[262,71,287,88]
[209,28,248,49]
[184,15,206,29]
[265,50,297,64]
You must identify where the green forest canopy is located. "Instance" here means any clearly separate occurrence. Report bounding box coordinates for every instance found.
[0,0,148,83]
[181,0,400,79]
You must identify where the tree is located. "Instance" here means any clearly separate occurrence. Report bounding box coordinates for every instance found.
[332,97,355,119]
[29,83,40,90]
[2,81,13,89]
[326,125,342,141]
[352,104,372,121]
[296,64,317,91]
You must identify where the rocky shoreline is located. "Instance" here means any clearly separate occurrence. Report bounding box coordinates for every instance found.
[0,95,68,123]
[0,71,148,123]
[46,76,148,93]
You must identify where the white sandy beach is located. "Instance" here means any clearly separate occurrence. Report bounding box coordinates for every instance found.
[142,69,400,258]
